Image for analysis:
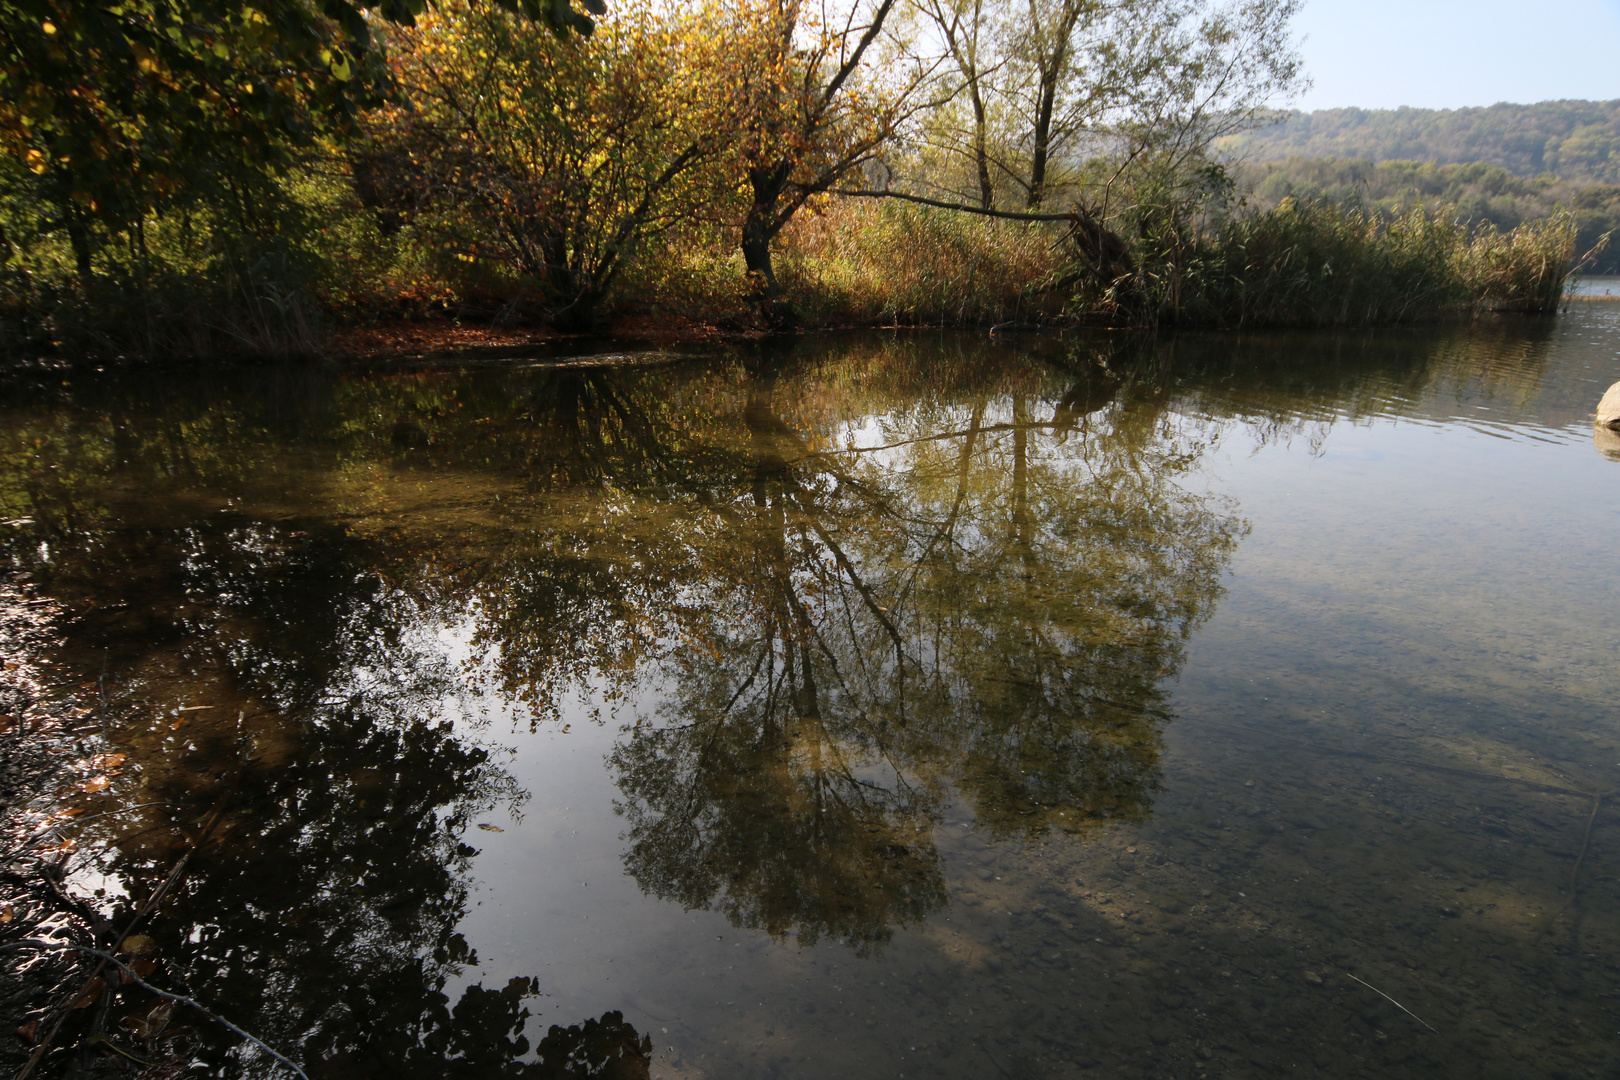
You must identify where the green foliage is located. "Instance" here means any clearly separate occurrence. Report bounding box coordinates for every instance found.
[0,0,606,359]
[0,0,398,275]
[0,155,396,358]
[0,0,602,250]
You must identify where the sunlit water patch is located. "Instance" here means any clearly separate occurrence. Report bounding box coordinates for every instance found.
[2,314,1618,1079]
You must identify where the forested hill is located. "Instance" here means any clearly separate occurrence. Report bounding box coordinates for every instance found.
[1220,101,1620,183]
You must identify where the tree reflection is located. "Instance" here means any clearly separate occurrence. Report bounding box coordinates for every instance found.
[566,344,1244,950]
[0,336,1254,1069]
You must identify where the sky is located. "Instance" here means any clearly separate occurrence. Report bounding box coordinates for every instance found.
[1289,0,1620,111]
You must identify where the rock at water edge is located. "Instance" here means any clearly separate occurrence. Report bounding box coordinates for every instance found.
[1598,379,1620,428]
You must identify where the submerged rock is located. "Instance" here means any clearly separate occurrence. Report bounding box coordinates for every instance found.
[1598,379,1620,429]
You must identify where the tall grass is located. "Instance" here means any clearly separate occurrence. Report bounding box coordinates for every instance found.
[607,200,1069,330]
[1137,198,1577,328]
[775,200,1067,326]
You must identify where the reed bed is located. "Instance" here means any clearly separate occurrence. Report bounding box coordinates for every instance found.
[1152,199,1577,328]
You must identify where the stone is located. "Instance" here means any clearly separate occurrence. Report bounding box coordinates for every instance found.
[1597,379,1620,429]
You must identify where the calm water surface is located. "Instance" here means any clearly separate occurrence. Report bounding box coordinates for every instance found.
[3,310,1619,1079]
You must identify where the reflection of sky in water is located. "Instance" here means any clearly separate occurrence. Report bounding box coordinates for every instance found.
[1568,275,1620,298]
[4,310,1619,1078]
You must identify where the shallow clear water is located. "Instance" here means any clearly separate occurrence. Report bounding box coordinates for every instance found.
[3,310,1619,1079]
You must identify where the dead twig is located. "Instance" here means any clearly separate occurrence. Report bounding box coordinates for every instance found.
[0,941,308,1080]
[1343,971,1437,1033]
[14,808,222,1080]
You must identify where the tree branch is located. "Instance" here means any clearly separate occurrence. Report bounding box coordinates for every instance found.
[830,187,1078,222]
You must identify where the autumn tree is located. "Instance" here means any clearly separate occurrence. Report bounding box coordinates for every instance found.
[722,0,938,326]
[372,0,735,327]
[0,0,601,281]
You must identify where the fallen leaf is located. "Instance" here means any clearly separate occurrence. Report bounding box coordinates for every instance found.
[72,977,106,1009]
[16,1020,37,1043]
[123,999,175,1040]
[118,934,158,957]
[0,903,13,923]
[91,753,126,770]
[120,956,158,982]
[477,823,505,832]
[78,775,110,793]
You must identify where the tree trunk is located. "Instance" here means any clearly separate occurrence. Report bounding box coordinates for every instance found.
[65,213,92,285]
[1024,0,1081,210]
[1028,69,1058,209]
[970,80,994,209]
[742,165,796,330]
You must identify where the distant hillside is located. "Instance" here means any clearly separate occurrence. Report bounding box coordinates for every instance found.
[1220,101,1620,183]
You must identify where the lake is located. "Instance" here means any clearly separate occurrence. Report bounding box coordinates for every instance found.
[3,307,1618,1079]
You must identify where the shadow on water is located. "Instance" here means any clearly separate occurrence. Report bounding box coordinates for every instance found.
[0,319,1610,1077]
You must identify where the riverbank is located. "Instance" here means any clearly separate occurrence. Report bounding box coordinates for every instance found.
[0,198,1587,368]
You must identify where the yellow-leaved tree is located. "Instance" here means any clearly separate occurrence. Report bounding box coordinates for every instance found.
[720,0,938,325]
[365,0,736,328]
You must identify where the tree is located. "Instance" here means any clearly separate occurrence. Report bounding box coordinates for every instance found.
[723,0,937,325]
[907,0,1303,213]
[0,0,602,280]
[371,0,731,327]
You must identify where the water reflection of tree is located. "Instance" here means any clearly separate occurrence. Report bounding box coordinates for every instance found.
[0,376,621,1076]
[0,338,1244,1062]
[565,346,1249,951]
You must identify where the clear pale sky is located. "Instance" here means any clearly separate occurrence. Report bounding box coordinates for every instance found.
[1290,0,1620,111]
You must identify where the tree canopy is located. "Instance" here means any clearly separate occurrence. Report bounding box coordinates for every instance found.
[1219,100,1620,184]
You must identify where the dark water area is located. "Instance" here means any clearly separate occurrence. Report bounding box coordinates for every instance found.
[2,309,1619,1079]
